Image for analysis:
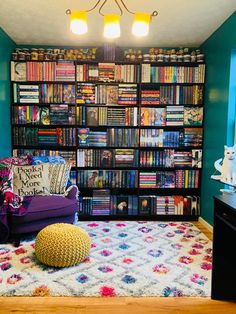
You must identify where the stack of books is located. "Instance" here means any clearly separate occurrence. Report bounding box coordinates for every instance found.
[55,61,75,81]
[141,89,160,105]
[139,172,157,188]
[13,84,39,103]
[118,84,137,105]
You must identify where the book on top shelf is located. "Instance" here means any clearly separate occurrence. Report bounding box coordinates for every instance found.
[11,62,26,81]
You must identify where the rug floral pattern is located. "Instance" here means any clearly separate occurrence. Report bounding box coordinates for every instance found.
[0,221,212,297]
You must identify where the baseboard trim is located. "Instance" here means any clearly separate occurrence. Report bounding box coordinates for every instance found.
[199,217,213,233]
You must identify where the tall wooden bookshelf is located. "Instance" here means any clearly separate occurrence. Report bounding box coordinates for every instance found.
[11,56,205,221]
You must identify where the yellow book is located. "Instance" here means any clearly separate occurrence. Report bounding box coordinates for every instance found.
[26,106,30,123]
[185,170,189,188]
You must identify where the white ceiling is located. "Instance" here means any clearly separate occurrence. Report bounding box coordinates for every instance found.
[0,0,236,47]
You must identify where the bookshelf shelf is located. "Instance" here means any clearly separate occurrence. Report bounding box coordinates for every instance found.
[78,214,199,221]
[12,123,76,128]
[140,82,204,86]
[11,57,205,220]
[11,81,76,84]
[13,145,77,150]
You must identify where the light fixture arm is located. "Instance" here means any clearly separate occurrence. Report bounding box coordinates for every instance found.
[86,0,103,13]
[119,0,135,15]
[98,0,108,16]
[66,0,158,17]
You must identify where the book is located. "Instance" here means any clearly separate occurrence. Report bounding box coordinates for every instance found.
[100,149,113,167]
[78,128,90,146]
[139,196,152,215]
[184,107,203,126]
[86,107,98,126]
[63,84,75,103]
[11,62,26,81]
[116,196,129,215]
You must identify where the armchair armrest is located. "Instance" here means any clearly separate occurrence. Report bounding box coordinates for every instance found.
[64,185,79,200]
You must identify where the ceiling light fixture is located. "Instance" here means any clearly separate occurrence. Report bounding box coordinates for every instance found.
[66,0,158,39]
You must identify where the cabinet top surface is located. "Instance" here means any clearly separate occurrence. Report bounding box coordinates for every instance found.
[214,194,236,210]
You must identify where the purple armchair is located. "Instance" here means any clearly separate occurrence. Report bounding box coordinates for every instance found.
[9,186,78,246]
[0,156,78,246]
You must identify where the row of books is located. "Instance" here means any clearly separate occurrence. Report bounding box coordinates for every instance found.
[76,83,137,105]
[12,126,202,148]
[13,83,203,106]
[141,64,205,83]
[141,106,203,126]
[139,170,199,188]
[140,149,202,168]
[78,128,139,147]
[140,128,202,147]
[141,85,203,105]
[75,106,202,127]
[77,128,202,148]
[12,105,75,125]
[11,61,75,82]
[166,106,203,126]
[78,194,200,216]
[159,85,203,105]
[13,127,76,146]
[41,84,75,103]
[12,147,202,169]
[13,83,75,104]
[76,106,138,126]
[77,170,138,188]
[12,105,202,127]
[13,149,76,166]
[76,63,140,82]
[77,149,139,168]
[12,61,205,84]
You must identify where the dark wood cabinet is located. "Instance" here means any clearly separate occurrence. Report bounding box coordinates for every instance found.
[212,195,236,300]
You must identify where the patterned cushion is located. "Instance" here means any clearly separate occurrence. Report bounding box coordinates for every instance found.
[0,156,31,167]
[49,163,71,194]
[13,164,50,197]
[32,156,65,165]
[0,163,13,193]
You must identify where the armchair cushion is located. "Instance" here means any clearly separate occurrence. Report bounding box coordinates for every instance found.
[10,194,76,224]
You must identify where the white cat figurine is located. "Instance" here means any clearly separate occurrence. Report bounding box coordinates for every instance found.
[211,145,236,185]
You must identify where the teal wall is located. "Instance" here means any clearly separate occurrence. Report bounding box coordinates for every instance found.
[0,28,16,157]
[200,12,236,225]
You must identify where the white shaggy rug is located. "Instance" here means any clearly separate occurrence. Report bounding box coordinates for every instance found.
[0,221,212,297]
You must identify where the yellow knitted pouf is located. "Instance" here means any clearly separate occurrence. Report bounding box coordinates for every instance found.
[35,223,91,267]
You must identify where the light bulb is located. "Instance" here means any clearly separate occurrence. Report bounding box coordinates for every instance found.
[70,11,88,35]
[104,14,120,39]
[132,12,151,37]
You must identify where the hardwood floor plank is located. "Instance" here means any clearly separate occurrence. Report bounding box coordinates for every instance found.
[0,297,236,314]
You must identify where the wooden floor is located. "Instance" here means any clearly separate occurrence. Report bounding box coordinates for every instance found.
[1,221,236,314]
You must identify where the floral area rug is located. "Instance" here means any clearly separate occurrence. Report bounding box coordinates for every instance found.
[0,221,212,297]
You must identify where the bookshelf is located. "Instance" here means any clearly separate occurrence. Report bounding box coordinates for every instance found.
[11,57,205,221]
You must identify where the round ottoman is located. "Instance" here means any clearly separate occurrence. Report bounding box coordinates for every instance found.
[35,223,91,267]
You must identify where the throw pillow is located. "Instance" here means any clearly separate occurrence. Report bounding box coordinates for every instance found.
[49,163,71,194]
[13,164,50,197]
[32,156,66,165]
